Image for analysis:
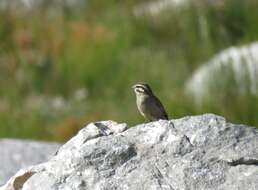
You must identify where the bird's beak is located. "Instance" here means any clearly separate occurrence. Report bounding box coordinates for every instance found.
[131,85,136,89]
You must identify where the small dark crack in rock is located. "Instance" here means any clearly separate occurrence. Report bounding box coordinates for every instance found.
[227,157,258,166]
[153,165,175,190]
[94,122,114,136]
[82,134,102,145]
[183,135,194,147]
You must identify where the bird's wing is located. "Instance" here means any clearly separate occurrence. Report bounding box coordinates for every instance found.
[153,96,169,120]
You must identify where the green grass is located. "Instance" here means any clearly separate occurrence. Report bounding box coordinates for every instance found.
[0,0,258,142]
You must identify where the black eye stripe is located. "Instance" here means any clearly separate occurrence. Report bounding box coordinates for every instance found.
[135,89,143,93]
[135,85,147,90]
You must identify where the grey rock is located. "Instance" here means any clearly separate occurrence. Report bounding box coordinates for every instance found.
[133,0,189,17]
[133,0,224,18]
[1,115,258,190]
[185,42,258,104]
[0,139,60,186]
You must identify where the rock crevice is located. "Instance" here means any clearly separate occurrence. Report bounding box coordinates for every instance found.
[226,157,258,166]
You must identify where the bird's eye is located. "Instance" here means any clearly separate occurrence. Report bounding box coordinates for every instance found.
[135,88,144,93]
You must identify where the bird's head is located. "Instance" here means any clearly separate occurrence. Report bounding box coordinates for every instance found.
[132,83,153,97]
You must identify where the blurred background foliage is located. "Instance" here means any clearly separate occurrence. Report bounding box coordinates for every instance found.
[0,0,258,142]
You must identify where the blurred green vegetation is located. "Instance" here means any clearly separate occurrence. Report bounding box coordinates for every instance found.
[0,0,258,142]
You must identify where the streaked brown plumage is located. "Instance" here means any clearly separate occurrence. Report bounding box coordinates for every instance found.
[132,83,168,121]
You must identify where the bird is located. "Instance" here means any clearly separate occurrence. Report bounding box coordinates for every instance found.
[132,83,168,121]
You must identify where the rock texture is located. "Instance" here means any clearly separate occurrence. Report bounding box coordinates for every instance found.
[185,42,258,104]
[0,139,60,186]
[133,0,224,18]
[1,114,258,190]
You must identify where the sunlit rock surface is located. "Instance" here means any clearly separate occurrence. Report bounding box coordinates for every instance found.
[0,139,60,186]
[185,42,258,104]
[1,114,258,190]
[133,0,224,17]
[133,0,189,17]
